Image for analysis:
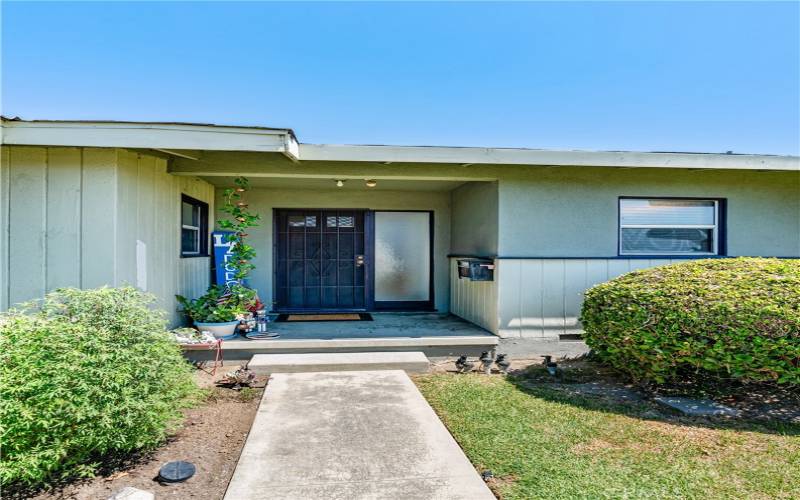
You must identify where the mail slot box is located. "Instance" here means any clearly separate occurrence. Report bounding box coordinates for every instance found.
[457,258,495,281]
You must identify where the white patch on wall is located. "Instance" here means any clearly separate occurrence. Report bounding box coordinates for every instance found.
[136,240,147,291]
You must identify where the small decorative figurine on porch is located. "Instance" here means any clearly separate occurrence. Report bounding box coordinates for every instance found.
[455,355,476,373]
[479,351,494,374]
[494,353,511,374]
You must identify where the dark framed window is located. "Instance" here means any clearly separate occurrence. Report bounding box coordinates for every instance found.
[619,197,725,256]
[181,194,209,257]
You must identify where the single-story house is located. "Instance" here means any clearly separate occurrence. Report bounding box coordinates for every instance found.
[1,117,798,339]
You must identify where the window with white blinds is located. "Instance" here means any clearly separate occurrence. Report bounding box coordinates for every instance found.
[619,198,720,255]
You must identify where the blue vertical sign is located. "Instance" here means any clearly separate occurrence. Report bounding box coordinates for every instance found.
[212,231,242,287]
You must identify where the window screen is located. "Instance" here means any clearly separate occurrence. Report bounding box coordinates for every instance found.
[619,199,720,255]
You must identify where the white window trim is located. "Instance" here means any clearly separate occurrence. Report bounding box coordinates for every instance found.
[181,202,204,256]
[619,199,720,256]
[181,225,201,256]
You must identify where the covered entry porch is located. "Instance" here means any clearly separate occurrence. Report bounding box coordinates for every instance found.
[169,150,499,320]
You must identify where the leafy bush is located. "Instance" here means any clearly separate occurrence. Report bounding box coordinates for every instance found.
[0,287,197,488]
[581,258,800,385]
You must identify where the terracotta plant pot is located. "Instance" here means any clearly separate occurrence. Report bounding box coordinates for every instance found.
[194,321,239,339]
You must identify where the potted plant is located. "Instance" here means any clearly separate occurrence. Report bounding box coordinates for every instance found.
[177,177,263,338]
[177,284,257,338]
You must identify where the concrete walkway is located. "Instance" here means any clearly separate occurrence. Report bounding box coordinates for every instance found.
[224,370,494,500]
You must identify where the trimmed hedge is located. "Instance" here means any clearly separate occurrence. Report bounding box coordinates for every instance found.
[581,258,800,385]
[0,287,197,488]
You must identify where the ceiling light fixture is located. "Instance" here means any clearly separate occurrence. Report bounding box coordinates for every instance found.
[365,179,377,188]
[335,179,345,187]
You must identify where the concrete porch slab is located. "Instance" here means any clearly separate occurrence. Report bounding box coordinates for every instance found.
[248,351,430,374]
[183,313,499,362]
[223,370,494,500]
[262,313,493,340]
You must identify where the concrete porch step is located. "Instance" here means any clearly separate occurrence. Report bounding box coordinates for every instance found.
[248,351,430,374]
[191,335,498,362]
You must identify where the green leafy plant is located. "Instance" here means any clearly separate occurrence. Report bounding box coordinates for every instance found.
[176,177,263,325]
[176,283,257,323]
[0,287,198,489]
[581,258,800,385]
[217,176,260,282]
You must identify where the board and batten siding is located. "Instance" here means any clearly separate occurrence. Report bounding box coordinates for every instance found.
[450,257,688,338]
[0,146,214,325]
[493,258,687,338]
[449,258,497,333]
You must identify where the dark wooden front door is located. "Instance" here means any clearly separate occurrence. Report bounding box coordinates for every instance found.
[274,209,367,311]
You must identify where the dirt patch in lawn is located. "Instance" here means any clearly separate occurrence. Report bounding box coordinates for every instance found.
[483,473,519,499]
[432,355,799,425]
[26,366,265,500]
[514,359,800,425]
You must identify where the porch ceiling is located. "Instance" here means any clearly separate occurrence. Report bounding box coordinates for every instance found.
[168,151,498,182]
[200,175,466,192]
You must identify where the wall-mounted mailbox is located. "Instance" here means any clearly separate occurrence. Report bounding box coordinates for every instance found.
[457,258,495,281]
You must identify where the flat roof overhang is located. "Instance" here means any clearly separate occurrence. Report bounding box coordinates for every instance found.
[298,144,800,171]
[2,118,798,171]
[0,118,300,160]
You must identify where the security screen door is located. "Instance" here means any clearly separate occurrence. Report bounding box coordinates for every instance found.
[274,210,366,310]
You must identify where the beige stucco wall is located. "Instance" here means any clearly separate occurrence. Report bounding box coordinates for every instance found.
[497,166,800,257]
[174,154,799,258]
[448,181,499,333]
[215,188,452,313]
[4,145,796,337]
[0,146,215,325]
[446,167,799,336]
[486,166,800,337]
[450,181,498,257]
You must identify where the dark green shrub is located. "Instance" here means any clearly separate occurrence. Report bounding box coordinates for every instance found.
[581,258,800,385]
[0,287,197,488]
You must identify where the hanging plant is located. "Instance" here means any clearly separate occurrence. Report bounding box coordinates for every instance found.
[217,176,260,283]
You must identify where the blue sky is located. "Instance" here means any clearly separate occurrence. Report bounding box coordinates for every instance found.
[3,2,799,154]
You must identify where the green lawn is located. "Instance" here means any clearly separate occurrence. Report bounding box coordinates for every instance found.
[415,374,800,500]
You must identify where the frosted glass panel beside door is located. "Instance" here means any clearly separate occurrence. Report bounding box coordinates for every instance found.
[375,212,431,302]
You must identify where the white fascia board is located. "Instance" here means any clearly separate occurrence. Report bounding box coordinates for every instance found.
[298,144,800,171]
[1,121,298,158]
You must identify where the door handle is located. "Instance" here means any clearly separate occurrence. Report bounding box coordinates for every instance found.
[355,255,365,267]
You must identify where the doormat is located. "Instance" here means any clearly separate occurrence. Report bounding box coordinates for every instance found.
[276,313,373,322]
